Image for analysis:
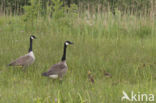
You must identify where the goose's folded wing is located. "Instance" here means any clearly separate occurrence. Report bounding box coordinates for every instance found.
[9,55,33,66]
[45,63,67,75]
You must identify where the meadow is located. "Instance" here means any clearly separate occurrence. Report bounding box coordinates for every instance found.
[0,11,156,103]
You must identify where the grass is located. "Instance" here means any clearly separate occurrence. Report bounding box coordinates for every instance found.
[0,13,156,103]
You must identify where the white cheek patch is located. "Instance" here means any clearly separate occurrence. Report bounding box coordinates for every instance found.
[49,75,58,79]
[65,42,69,45]
[31,36,34,39]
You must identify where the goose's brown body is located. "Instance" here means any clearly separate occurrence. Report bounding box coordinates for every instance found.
[8,51,35,67]
[42,61,68,78]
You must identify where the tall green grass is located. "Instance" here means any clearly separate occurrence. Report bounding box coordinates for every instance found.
[0,12,155,103]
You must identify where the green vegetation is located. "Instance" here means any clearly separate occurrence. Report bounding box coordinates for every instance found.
[0,0,156,103]
[0,0,155,15]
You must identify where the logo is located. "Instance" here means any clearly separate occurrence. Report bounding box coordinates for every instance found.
[121,91,154,102]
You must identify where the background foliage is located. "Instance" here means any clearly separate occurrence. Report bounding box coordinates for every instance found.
[0,0,155,15]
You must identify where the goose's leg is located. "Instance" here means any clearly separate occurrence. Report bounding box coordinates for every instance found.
[59,77,63,81]
[22,65,27,71]
[59,75,63,84]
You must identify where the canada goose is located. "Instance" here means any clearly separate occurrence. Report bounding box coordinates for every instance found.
[42,41,73,79]
[8,35,36,67]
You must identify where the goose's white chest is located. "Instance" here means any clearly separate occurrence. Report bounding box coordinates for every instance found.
[28,51,35,60]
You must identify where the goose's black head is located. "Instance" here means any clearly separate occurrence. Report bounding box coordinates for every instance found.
[28,35,36,52]
[61,41,73,61]
[64,41,73,46]
[30,35,37,40]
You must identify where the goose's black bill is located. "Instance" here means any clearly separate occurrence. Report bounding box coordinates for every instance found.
[69,42,73,44]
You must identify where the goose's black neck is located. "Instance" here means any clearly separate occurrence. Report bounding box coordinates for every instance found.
[28,38,33,52]
[61,44,67,61]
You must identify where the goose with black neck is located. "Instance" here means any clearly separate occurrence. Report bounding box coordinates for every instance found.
[8,35,37,67]
[42,41,73,79]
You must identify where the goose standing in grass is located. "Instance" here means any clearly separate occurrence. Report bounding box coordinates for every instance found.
[42,41,73,79]
[8,35,36,67]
